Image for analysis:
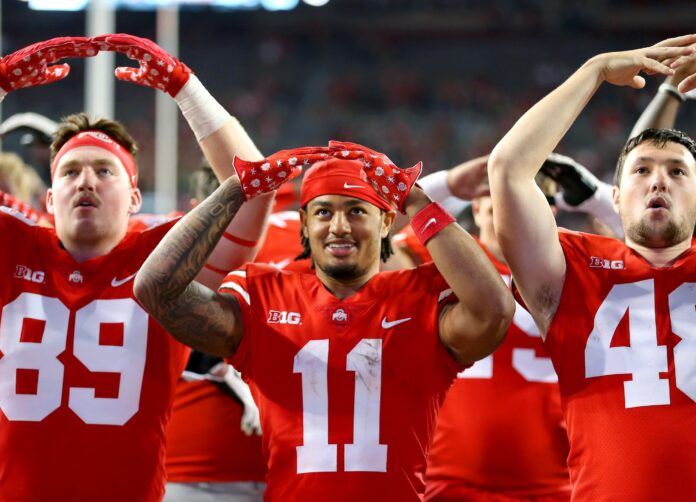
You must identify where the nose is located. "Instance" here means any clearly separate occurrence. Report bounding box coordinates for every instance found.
[76,167,97,191]
[329,210,351,236]
[649,167,669,193]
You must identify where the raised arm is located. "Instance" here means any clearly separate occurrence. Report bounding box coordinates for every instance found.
[95,34,274,286]
[629,51,696,138]
[405,187,514,364]
[488,35,695,336]
[133,177,246,358]
[133,149,305,357]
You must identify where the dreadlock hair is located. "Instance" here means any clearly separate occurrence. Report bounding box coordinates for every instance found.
[295,207,394,264]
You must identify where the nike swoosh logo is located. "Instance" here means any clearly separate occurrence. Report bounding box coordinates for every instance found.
[269,258,291,270]
[343,183,364,189]
[381,316,412,329]
[423,218,437,231]
[111,272,137,287]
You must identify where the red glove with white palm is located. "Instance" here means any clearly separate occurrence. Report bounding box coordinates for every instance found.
[328,140,422,213]
[0,37,98,95]
[92,33,191,97]
[233,147,331,200]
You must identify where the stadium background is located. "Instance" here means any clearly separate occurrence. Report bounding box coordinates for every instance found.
[2,0,695,218]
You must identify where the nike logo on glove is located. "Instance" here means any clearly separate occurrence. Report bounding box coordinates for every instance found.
[422,218,437,231]
[343,183,364,189]
[111,272,137,288]
[381,316,412,329]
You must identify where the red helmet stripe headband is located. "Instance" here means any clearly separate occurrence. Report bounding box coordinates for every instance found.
[51,131,138,188]
[300,157,393,211]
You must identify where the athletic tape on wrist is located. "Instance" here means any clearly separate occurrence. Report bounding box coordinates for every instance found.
[411,202,456,245]
[418,170,453,204]
[659,83,686,103]
[174,75,232,141]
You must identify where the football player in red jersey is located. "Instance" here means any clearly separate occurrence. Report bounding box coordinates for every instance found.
[164,166,309,501]
[488,35,696,501]
[0,36,280,502]
[409,174,572,501]
[134,141,515,501]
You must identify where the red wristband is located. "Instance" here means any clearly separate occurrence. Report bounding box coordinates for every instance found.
[410,202,455,245]
[222,232,257,248]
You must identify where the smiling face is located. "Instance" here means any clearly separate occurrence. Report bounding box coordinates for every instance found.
[46,146,142,251]
[613,140,696,248]
[300,195,395,282]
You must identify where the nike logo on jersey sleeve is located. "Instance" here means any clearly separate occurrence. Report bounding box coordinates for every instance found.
[381,316,412,329]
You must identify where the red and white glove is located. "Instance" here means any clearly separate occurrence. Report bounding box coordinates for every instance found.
[92,33,192,97]
[0,37,97,96]
[0,191,42,223]
[233,146,331,200]
[329,140,422,213]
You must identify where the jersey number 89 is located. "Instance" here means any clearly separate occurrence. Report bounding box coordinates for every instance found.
[0,292,148,425]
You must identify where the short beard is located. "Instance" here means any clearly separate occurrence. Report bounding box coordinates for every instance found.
[319,262,365,281]
[625,216,692,248]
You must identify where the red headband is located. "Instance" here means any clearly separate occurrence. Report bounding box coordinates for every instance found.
[300,157,393,211]
[52,131,138,188]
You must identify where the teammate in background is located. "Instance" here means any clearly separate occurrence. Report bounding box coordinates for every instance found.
[426,177,571,501]
[391,173,571,501]
[0,36,276,501]
[629,47,696,138]
[488,35,696,501]
[134,140,514,500]
[165,165,310,502]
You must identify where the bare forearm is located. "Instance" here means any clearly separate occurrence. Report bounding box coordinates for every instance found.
[490,61,602,181]
[629,91,680,138]
[134,177,245,344]
[427,225,513,333]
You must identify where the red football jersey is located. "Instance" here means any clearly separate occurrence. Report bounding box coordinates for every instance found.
[543,230,696,501]
[218,263,463,501]
[254,211,310,272]
[165,379,267,483]
[165,211,310,483]
[0,208,189,502]
[426,245,570,500]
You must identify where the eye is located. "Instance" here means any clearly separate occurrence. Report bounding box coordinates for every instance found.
[634,166,648,174]
[350,207,366,215]
[672,167,686,176]
[97,167,113,176]
[315,208,331,217]
[63,168,78,177]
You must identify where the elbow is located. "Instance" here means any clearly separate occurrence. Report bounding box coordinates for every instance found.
[133,272,157,314]
[477,296,515,357]
[487,147,514,182]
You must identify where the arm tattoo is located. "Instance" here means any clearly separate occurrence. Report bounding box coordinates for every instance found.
[134,177,247,358]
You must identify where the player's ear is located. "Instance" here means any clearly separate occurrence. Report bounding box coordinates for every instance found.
[299,206,309,239]
[380,209,396,239]
[612,185,620,214]
[129,187,143,216]
[45,188,55,215]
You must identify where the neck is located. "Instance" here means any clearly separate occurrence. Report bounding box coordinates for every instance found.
[315,264,379,300]
[626,236,692,267]
[59,231,126,263]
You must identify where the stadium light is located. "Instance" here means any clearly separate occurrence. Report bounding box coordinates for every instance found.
[260,0,299,11]
[28,0,89,10]
[303,0,330,6]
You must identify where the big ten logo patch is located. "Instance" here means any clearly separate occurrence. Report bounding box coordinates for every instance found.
[267,310,302,325]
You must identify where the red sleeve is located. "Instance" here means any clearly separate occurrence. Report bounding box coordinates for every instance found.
[417,263,471,378]
[218,266,254,375]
